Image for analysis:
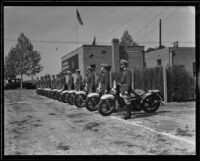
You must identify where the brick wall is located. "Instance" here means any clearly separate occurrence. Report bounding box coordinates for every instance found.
[83,45,112,74]
[120,46,145,69]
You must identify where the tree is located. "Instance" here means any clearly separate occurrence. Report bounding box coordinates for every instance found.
[145,47,155,53]
[145,45,166,53]
[4,55,16,79]
[6,33,43,89]
[119,30,138,47]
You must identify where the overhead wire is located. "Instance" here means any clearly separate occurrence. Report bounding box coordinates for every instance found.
[137,7,180,41]
[132,7,167,38]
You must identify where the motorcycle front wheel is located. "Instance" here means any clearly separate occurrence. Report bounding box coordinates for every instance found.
[98,99,115,116]
[74,94,86,108]
[61,93,69,103]
[85,96,100,112]
[67,93,75,105]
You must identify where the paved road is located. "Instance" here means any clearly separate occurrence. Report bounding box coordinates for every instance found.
[4,90,196,155]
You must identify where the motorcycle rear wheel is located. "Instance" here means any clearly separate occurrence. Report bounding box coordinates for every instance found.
[143,95,160,113]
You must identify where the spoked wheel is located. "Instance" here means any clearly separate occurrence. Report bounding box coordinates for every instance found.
[85,96,100,112]
[61,93,69,103]
[67,93,76,105]
[98,99,115,116]
[74,94,86,108]
[143,95,161,113]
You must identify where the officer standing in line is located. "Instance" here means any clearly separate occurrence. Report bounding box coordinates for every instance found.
[88,65,96,93]
[51,75,55,89]
[55,74,60,89]
[75,69,83,91]
[67,71,74,90]
[43,75,47,88]
[36,77,40,89]
[40,76,44,89]
[60,72,66,90]
[99,64,111,94]
[82,68,90,92]
[47,74,51,89]
[120,59,133,120]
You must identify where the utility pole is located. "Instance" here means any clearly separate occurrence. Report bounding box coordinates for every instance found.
[159,19,162,49]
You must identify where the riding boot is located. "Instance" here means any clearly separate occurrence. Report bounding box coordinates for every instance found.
[124,104,131,120]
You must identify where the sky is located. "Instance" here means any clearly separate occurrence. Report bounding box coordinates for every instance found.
[4,6,195,80]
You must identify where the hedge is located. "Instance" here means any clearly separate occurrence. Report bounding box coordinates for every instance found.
[167,66,196,102]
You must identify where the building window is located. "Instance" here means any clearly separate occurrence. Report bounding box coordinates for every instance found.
[193,62,196,77]
[157,59,162,66]
[89,53,94,58]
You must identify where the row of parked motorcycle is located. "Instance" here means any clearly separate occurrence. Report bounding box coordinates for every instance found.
[36,81,163,116]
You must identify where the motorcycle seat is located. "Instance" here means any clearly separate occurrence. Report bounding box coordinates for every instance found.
[148,89,160,93]
[133,89,145,96]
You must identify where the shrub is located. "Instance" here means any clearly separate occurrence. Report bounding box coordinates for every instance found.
[167,66,196,102]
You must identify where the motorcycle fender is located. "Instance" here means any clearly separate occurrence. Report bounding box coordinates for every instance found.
[68,90,76,94]
[141,92,152,100]
[76,91,86,95]
[53,89,58,91]
[142,93,161,103]
[101,94,114,100]
[57,90,62,92]
[62,90,69,94]
[87,93,99,98]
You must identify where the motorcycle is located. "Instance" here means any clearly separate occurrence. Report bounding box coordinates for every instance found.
[67,90,77,105]
[85,83,104,112]
[56,89,64,102]
[98,81,162,116]
[73,86,88,108]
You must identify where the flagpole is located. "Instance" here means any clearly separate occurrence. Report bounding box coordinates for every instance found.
[76,9,78,52]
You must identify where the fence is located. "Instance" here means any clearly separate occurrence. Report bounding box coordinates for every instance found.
[110,65,196,102]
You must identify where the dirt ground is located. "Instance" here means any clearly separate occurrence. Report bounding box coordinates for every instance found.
[4,90,196,155]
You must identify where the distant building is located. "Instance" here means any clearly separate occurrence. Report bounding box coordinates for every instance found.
[145,47,196,77]
[61,39,145,78]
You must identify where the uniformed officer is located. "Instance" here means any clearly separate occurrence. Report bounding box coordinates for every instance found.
[51,75,55,89]
[60,72,66,90]
[75,69,83,91]
[55,74,60,89]
[67,71,74,90]
[87,66,96,93]
[47,74,51,89]
[36,77,40,89]
[40,76,44,89]
[99,64,110,94]
[82,68,90,92]
[120,59,133,120]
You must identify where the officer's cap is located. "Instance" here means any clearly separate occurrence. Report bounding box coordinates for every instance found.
[67,70,72,74]
[76,69,80,72]
[100,64,108,68]
[86,66,92,70]
[120,59,128,65]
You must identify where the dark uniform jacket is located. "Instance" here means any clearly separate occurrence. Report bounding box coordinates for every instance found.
[75,74,83,90]
[99,70,110,93]
[55,78,59,89]
[51,79,55,89]
[36,80,40,88]
[89,71,96,92]
[48,78,51,88]
[68,75,74,90]
[120,68,132,94]
[40,79,44,88]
